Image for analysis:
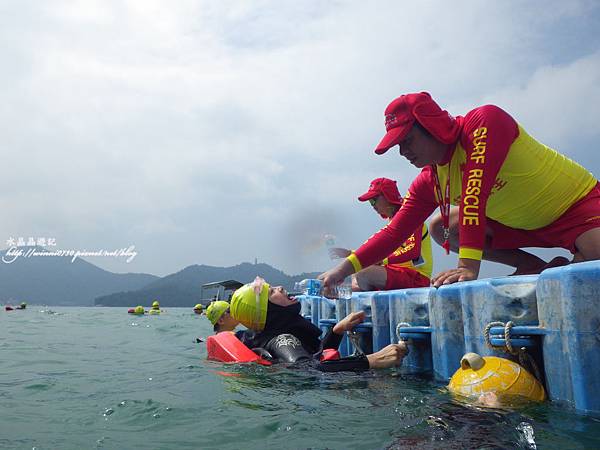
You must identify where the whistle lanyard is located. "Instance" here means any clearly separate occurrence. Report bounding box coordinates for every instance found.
[431,165,450,255]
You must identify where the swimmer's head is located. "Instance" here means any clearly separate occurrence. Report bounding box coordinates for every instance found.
[193,303,203,314]
[230,277,298,331]
[134,305,145,314]
[206,300,238,332]
[151,300,160,308]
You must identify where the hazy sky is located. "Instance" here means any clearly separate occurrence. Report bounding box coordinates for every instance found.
[2,1,599,277]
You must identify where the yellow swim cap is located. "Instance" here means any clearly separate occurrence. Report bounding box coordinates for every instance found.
[230,277,269,331]
[448,352,546,402]
[134,305,145,314]
[206,301,230,325]
[193,303,203,313]
[152,300,160,308]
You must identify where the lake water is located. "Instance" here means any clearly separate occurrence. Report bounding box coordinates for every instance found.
[1,307,600,450]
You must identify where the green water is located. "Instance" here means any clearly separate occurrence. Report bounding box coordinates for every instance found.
[1,307,599,450]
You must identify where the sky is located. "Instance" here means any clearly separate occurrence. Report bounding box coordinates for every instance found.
[1,0,600,278]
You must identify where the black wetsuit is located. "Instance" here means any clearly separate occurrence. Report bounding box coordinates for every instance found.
[235,301,370,372]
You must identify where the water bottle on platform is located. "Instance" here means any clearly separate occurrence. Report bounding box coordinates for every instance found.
[335,279,352,300]
[294,278,352,300]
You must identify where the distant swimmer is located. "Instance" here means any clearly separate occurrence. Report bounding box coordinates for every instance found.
[148,300,161,315]
[193,304,203,314]
[128,305,145,315]
[5,302,26,311]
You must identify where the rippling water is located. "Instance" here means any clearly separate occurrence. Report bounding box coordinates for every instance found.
[1,307,599,450]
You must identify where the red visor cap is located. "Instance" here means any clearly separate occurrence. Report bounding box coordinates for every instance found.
[375,92,460,154]
[357,177,404,206]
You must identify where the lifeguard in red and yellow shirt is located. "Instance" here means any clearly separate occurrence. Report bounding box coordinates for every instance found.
[320,92,600,290]
[329,177,432,291]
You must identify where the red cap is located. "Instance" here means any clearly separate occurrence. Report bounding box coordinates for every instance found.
[358,178,403,206]
[375,92,460,154]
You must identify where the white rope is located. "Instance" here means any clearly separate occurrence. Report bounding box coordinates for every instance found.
[483,320,543,383]
[347,331,365,356]
[396,322,411,343]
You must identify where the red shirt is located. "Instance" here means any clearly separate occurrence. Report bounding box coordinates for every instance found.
[354,105,520,267]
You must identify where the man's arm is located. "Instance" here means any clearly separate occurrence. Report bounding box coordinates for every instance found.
[320,170,438,291]
[432,105,518,286]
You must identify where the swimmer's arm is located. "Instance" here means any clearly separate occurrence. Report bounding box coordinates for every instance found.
[317,343,407,372]
[316,354,370,372]
[320,328,343,351]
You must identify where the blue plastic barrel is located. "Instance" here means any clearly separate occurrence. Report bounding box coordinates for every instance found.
[334,296,351,357]
[309,295,321,326]
[318,297,336,327]
[348,292,374,355]
[430,283,466,381]
[537,261,600,414]
[318,297,337,335]
[388,287,433,374]
[460,275,539,357]
[371,292,391,352]
[298,295,312,322]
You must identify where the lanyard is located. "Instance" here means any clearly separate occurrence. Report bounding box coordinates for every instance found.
[431,165,450,255]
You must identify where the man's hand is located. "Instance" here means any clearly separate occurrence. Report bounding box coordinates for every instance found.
[318,259,354,298]
[328,247,351,259]
[333,311,366,334]
[366,342,408,369]
[431,258,480,287]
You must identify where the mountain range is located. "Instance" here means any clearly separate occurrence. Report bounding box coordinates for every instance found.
[0,247,320,307]
[94,262,321,307]
[0,247,157,306]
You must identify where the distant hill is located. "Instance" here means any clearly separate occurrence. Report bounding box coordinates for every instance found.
[94,262,322,307]
[0,247,159,306]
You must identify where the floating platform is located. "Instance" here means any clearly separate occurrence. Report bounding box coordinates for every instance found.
[298,260,600,414]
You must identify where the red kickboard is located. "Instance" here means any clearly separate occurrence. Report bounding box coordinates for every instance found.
[320,348,340,361]
[206,332,271,365]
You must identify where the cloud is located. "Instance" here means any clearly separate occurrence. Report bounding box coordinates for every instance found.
[479,51,600,155]
[1,1,599,276]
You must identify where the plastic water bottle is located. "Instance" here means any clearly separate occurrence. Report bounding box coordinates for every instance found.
[335,279,353,300]
[294,279,322,296]
[294,278,352,300]
[324,234,337,260]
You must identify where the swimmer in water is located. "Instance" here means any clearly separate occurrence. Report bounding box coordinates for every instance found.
[206,277,407,371]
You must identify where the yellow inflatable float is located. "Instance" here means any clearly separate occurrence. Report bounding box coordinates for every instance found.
[448,352,546,402]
